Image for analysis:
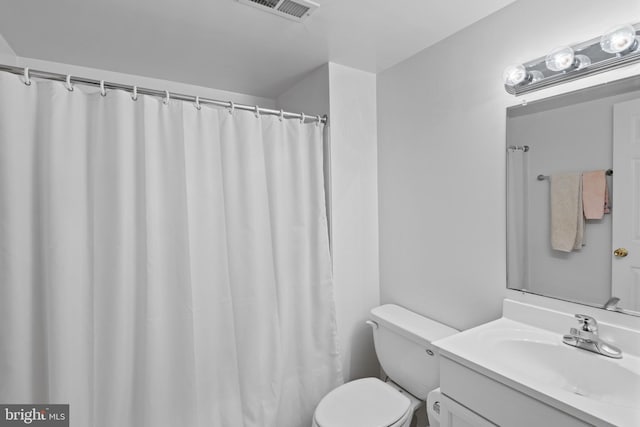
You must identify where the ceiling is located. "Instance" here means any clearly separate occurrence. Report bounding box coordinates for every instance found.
[0,0,517,98]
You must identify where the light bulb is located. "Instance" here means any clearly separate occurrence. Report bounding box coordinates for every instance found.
[503,64,527,86]
[600,24,638,54]
[546,46,576,72]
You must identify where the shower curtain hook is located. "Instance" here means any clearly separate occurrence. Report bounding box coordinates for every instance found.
[300,112,305,124]
[100,80,107,97]
[315,115,321,127]
[163,90,170,105]
[23,67,31,86]
[279,109,284,122]
[228,101,235,115]
[131,85,138,101]
[65,75,74,92]
[194,96,201,110]
[254,105,260,118]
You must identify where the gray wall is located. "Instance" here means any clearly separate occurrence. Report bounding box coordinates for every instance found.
[377,0,640,331]
[0,33,16,65]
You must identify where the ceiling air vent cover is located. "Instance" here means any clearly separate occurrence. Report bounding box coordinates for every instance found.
[237,0,319,22]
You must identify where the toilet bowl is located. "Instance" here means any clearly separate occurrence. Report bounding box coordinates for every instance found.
[312,378,418,427]
[312,305,458,427]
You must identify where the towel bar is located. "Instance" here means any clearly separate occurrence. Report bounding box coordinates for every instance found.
[537,169,613,181]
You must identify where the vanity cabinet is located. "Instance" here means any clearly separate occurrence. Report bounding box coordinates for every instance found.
[439,356,592,427]
[439,393,495,427]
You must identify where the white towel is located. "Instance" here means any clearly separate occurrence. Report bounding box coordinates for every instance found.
[551,173,584,252]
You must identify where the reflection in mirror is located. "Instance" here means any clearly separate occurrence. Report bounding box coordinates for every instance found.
[506,75,640,316]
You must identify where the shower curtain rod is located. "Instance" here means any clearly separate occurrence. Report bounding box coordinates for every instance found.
[0,64,327,124]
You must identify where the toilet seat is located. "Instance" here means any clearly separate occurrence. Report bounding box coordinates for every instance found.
[314,378,412,427]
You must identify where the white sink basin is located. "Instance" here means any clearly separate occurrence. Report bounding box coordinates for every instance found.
[482,328,640,409]
[434,318,640,427]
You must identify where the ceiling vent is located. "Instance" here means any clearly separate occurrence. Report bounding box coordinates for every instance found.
[237,0,319,22]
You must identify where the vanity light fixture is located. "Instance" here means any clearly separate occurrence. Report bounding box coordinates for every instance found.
[503,22,640,95]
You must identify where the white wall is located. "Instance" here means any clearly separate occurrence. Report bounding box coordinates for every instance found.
[0,33,17,65]
[278,63,380,383]
[328,63,379,381]
[377,0,640,332]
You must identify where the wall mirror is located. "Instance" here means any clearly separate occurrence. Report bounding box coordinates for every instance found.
[506,74,640,316]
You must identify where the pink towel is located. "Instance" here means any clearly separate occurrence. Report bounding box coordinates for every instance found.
[582,170,610,220]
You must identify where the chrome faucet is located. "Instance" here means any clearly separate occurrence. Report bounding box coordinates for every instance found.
[562,314,622,359]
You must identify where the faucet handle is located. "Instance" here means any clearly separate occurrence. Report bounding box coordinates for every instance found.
[603,297,621,311]
[569,327,595,342]
[575,314,598,332]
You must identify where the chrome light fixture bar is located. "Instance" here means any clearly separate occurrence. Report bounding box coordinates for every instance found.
[504,23,640,96]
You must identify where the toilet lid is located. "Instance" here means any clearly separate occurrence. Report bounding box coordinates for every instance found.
[315,378,411,427]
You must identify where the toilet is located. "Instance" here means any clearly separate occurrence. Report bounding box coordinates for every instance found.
[312,304,458,427]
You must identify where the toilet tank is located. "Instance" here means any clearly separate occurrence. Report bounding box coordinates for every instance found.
[370,304,458,400]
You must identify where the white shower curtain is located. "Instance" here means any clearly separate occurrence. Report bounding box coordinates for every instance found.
[0,72,342,427]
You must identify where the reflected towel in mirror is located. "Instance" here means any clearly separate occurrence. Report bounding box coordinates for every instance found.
[582,170,610,219]
[551,173,585,252]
